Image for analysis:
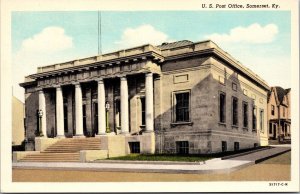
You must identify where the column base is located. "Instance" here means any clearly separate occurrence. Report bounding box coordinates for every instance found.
[35,136,48,139]
[143,130,154,133]
[120,131,130,136]
[54,135,65,139]
[106,132,116,136]
[73,135,85,138]
[95,132,116,137]
[95,133,107,137]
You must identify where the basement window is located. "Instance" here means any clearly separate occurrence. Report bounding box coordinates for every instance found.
[129,142,140,153]
[222,141,227,152]
[176,141,189,155]
[234,142,240,151]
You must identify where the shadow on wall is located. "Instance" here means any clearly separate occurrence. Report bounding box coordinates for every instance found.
[154,66,258,154]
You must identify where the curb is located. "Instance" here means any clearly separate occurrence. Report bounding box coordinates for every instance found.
[221,146,271,160]
[255,149,291,164]
[90,160,209,165]
[12,160,253,175]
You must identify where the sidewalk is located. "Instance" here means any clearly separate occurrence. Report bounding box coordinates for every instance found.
[12,146,291,174]
[12,158,253,174]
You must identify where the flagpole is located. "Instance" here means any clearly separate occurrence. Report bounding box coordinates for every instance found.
[98,11,102,55]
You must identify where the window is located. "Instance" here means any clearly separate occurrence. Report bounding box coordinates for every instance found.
[176,141,189,155]
[83,104,87,134]
[253,106,257,131]
[115,99,121,129]
[243,102,248,128]
[140,97,146,125]
[260,109,264,132]
[232,97,238,126]
[222,141,227,152]
[234,142,239,151]
[219,92,226,123]
[82,87,87,100]
[175,92,190,122]
[63,104,68,133]
[271,105,275,115]
[129,142,140,153]
[63,96,68,133]
[92,88,97,99]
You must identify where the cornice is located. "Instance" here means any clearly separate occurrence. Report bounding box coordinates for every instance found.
[29,51,164,79]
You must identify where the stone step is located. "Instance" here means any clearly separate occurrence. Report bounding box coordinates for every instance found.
[46,145,101,148]
[24,154,80,158]
[20,159,79,162]
[45,147,100,151]
[19,138,103,162]
[20,152,80,162]
[46,145,100,147]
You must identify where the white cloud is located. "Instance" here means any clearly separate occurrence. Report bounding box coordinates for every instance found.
[12,26,74,102]
[205,23,278,44]
[21,26,73,53]
[115,24,172,49]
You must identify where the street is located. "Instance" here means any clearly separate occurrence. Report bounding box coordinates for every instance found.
[12,151,290,182]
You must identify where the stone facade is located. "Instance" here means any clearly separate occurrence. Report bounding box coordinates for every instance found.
[20,40,270,154]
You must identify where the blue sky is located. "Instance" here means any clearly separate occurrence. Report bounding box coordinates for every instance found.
[12,11,291,101]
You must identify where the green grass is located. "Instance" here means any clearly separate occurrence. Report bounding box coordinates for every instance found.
[106,154,213,162]
[102,146,269,162]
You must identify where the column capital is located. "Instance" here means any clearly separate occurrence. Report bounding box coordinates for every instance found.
[145,72,153,77]
[53,85,61,89]
[73,82,81,87]
[36,87,44,93]
[95,77,104,83]
[120,76,127,81]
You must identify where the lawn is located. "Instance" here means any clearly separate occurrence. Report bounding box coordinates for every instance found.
[106,154,213,162]
[104,146,269,162]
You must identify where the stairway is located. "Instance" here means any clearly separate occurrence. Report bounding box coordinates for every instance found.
[20,138,101,162]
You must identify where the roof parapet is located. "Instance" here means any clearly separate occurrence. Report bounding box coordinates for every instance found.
[37,44,161,73]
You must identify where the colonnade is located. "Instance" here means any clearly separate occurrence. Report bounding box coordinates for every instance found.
[38,73,154,138]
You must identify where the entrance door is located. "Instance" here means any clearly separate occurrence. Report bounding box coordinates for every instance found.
[273,124,277,139]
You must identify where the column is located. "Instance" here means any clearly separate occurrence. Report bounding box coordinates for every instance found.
[145,73,154,132]
[97,79,106,135]
[75,83,84,137]
[38,89,47,137]
[56,86,65,137]
[120,76,129,134]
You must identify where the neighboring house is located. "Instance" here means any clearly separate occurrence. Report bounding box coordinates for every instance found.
[12,96,25,146]
[267,87,291,140]
[20,40,270,154]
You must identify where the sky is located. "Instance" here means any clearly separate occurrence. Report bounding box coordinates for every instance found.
[12,11,291,102]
